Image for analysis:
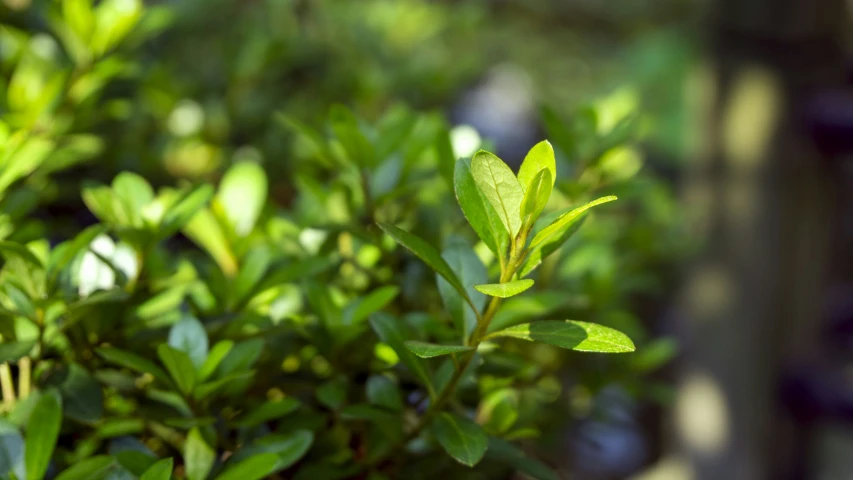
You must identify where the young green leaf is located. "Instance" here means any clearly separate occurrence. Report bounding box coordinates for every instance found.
[517,140,556,192]
[160,184,214,236]
[140,457,173,480]
[485,437,558,480]
[96,347,171,385]
[184,427,215,480]
[432,412,488,467]
[55,455,115,480]
[519,169,552,231]
[454,158,510,261]
[0,241,44,269]
[215,453,279,480]
[471,151,524,237]
[157,344,197,395]
[25,391,62,480]
[487,320,635,353]
[474,279,534,298]
[377,223,475,311]
[404,341,474,359]
[520,196,617,276]
[218,161,267,237]
[183,208,237,276]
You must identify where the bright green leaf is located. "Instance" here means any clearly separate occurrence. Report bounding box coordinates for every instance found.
[140,457,173,480]
[157,344,197,395]
[25,391,62,480]
[519,169,552,231]
[404,341,474,359]
[184,427,215,480]
[487,320,635,353]
[517,140,556,192]
[198,340,234,382]
[218,162,267,237]
[454,158,509,261]
[470,150,524,237]
[432,412,488,467]
[474,279,534,298]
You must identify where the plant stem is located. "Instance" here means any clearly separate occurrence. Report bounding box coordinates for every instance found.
[0,363,15,410]
[18,357,30,400]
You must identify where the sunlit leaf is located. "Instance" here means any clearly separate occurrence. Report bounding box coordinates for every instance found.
[488,320,635,353]
[474,279,534,298]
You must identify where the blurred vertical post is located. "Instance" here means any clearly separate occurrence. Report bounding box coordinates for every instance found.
[672,0,846,479]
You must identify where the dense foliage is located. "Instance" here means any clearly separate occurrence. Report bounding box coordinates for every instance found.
[0,0,687,478]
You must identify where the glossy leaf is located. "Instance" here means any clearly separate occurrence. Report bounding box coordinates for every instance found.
[25,392,62,480]
[488,320,635,353]
[432,413,488,467]
[474,279,534,298]
[404,341,474,359]
[55,455,115,480]
[218,162,267,237]
[470,150,524,237]
[140,457,173,480]
[184,427,215,480]
[157,344,197,395]
[454,158,509,260]
[519,169,552,231]
[377,223,474,311]
[516,140,556,191]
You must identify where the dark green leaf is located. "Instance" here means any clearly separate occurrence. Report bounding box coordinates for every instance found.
[55,455,116,480]
[470,150,524,237]
[140,457,173,480]
[486,437,558,480]
[96,347,171,385]
[232,398,301,427]
[25,391,62,480]
[45,363,103,423]
[0,340,35,363]
[487,320,635,353]
[404,341,473,359]
[377,223,474,312]
[366,375,403,412]
[157,344,197,395]
[473,279,534,299]
[218,162,268,237]
[432,413,488,467]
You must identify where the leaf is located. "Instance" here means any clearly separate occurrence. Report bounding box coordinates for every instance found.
[329,104,374,167]
[167,315,209,369]
[232,398,301,427]
[157,344,197,395]
[404,341,474,359]
[485,437,558,480]
[377,223,474,311]
[487,320,635,353]
[366,375,403,411]
[519,169,552,231]
[218,162,268,237]
[112,172,154,228]
[0,419,25,480]
[55,455,116,480]
[0,241,44,269]
[25,391,62,480]
[454,158,509,261]
[215,453,279,480]
[198,340,234,381]
[96,347,171,385]
[183,208,237,276]
[226,430,313,474]
[185,428,215,480]
[436,240,486,338]
[528,196,617,251]
[44,363,103,423]
[343,286,399,325]
[432,413,488,467]
[470,151,524,237]
[521,196,617,276]
[231,247,272,308]
[0,340,35,363]
[317,377,347,410]
[473,279,534,299]
[369,313,434,398]
[140,457,173,480]
[47,224,107,286]
[476,389,518,434]
[516,140,556,192]
[160,184,214,236]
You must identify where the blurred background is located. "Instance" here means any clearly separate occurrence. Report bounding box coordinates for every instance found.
[3,0,853,479]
